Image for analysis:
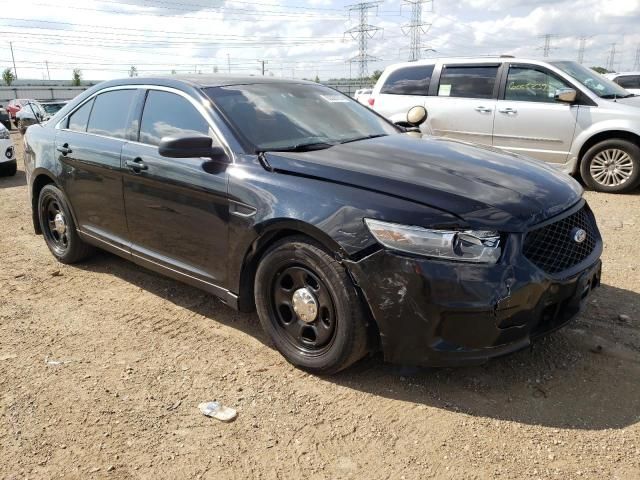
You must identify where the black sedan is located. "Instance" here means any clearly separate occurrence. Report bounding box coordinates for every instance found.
[23,76,602,374]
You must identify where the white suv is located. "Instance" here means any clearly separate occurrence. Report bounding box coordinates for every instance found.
[0,123,16,176]
[605,72,640,95]
[371,57,640,193]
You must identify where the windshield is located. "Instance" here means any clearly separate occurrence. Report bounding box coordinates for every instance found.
[204,83,398,152]
[551,61,632,98]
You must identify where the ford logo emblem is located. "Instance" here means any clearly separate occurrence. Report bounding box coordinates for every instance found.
[572,228,587,244]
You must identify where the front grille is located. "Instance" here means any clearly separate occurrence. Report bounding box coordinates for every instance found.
[523,206,598,275]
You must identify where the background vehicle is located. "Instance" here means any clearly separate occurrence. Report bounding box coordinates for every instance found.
[0,123,16,176]
[41,101,68,116]
[371,57,640,193]
[605,72,640,95]
[0,105,10,130]
[7,99,35,121]
[24,76,601,374]
[16,101,48,133]
[354,88,373,105]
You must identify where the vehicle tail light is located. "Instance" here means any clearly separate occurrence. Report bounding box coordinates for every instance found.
[368,97,375,106]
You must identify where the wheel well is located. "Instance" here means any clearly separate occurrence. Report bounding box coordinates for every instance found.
[31,174,55,234]
[237,229,339,313]
[578,131,640,164]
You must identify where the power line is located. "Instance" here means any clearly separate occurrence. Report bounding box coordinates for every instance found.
[401,0,433,61]
[345,1,383,85]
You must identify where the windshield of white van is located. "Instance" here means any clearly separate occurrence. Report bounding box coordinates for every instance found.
[551,61,633,99]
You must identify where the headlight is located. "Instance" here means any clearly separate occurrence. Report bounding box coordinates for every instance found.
[364,218,502,264]
[0,128,9,139]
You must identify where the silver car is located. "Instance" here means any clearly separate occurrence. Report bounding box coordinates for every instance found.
[372,57,640,193]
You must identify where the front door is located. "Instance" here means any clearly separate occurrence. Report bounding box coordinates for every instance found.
[122,89,230,287]
[493,64,579,164]
[56,89,138,249]
[425,64,500,146]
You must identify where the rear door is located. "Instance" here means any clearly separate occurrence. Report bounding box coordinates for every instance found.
[56,89,138,249]
[122,88,230,287]
[493,64,578,164]
[425,63,500,145]
[373,64,434,123]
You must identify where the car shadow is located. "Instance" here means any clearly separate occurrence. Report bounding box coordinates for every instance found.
[0,168,27,188]
[74,251,639,431]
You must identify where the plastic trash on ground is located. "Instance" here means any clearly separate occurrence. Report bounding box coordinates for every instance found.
[198,401,237,422]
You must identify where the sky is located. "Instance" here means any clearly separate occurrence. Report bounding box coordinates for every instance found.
[2,0,639,82]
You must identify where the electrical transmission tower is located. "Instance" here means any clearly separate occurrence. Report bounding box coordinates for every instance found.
[577,36,587,64]
[538,34,557,57]
[401,0,433,61]
[345,1,382,85]
[607,43,617,71]
[634,45,640,70]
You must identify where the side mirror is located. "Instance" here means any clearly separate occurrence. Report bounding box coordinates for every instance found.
[555,88,577,103]
[406,105,428,126]
[158,134,227,161]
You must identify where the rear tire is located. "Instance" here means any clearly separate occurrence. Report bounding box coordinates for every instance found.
[38,184,94,264]
[254,236,369,375]
[580,139,640,193]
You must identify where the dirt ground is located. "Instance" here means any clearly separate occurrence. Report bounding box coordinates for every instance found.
[1,130,639,480]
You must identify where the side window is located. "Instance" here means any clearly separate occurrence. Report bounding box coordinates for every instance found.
[438,65,499,99]
[504,67,572,103]
[87,90,137,139]
[380,65,434,95]
[139,90,210,146]
[617,75,640,89]
[67,98,94,132]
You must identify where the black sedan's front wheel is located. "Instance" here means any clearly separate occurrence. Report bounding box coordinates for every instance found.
[255,237,369,375]
[38,184,94,264]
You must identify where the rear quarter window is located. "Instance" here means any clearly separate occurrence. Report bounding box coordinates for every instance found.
[67,98,95,132]
[380,65,434,95]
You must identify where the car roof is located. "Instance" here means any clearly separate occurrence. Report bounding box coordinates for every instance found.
[100,75,317,89]
[383,57,574,71]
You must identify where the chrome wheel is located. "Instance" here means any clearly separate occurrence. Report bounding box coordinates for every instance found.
[271,265,336,354]
[590,148,634,187]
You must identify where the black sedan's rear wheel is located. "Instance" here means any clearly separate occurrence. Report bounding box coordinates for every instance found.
[254,237,369,375]
[38,184,94,264]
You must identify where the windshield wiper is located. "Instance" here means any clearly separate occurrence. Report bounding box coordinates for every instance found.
[339,133,388,145]
[257,141,335,153]
[601,93,635,99]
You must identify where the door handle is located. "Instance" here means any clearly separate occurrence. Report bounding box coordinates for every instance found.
[498,108,518,115]
[56,144,72,155]
[474,106,493,113]
[125,158,148,172]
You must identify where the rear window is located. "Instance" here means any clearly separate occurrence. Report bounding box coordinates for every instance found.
[87,90,137,140]
[615,75,640,89]
[380,65,434,95]
[67,98,94,132]
[438,65,499,99]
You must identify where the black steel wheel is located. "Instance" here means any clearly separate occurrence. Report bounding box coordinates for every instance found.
[38,184,94,263]
[255,236,369,375]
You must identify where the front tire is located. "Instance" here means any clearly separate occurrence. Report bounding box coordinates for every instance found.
[38,184,94,264]
[580,139,640,193]
[254,237,369,375]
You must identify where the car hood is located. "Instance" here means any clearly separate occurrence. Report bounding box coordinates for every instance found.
[615,95,640,107]
[264,134,583,232]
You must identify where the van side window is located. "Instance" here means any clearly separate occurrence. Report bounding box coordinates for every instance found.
[67,98,94,132]
[438,65,499,99]
[505,67,572,103]
[87,90,137,140]
[139,90,210,146]
[380,65,434,95]
[616,75,640,89]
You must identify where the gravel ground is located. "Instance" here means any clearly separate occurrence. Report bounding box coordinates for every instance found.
[1,131,639,479]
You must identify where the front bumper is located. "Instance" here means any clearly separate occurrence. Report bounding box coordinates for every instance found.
[345,243,601,368]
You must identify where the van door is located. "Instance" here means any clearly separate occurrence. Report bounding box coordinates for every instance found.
[493,64,578,164]
[425,64,500,146]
